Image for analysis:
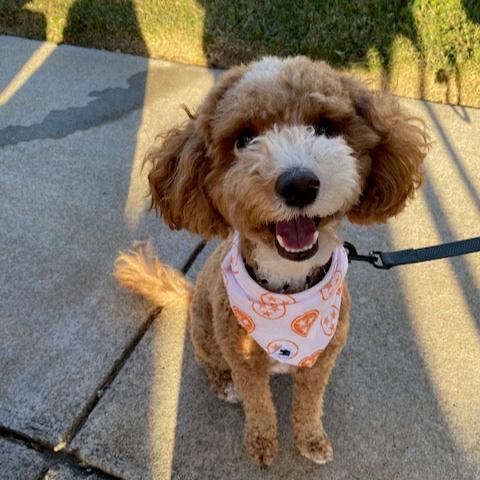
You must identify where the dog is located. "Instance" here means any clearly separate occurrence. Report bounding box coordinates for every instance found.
[114,56,428,466]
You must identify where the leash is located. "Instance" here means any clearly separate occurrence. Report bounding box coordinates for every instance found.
[344,237,480,270]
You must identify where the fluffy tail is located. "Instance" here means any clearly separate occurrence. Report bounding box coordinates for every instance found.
[114,240,192,308]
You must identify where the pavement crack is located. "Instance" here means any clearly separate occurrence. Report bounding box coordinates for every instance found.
[0,425,53,454]
[55,240,203,457]
[0,426,125,479]
[0,240,205,476]
[62,307,161,446]
[35,466,50,480]
[181,240,206,274]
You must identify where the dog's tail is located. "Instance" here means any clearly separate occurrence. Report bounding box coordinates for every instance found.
[114,240,192,308]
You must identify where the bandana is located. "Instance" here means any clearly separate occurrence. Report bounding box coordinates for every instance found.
[221,233,348,367]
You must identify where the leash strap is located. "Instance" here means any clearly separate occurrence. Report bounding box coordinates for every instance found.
[344,237,480,270]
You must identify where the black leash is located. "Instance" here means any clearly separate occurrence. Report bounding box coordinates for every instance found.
[344,237,480,270]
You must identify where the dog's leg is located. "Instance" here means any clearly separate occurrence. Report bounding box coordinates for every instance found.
[190,290,240,403]
[292,291,350,464]
[292,348,337,464]
[214,303,278,465]
[228,345,278,466]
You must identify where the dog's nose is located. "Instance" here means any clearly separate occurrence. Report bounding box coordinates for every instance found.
[275,168,320,207]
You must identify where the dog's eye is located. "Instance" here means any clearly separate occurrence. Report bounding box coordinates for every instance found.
[235,129,257,149]
[314,118,336,137]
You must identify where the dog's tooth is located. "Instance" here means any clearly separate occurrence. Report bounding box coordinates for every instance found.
[276,234,286,249]
[281,239,318,254]
[302,241,315,252]
[276,228,318,254]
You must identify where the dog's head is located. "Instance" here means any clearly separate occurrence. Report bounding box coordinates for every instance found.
[146,56,428,263]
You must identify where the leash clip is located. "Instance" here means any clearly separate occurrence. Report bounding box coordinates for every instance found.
[343,242,390,270]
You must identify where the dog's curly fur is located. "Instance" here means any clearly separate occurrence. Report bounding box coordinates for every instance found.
[115,56,429,466]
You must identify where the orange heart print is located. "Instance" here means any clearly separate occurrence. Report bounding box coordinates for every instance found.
[291,309,319,337]
[298,349,323,368]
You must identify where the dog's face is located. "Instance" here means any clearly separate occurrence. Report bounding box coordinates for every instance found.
[147,56,427,264]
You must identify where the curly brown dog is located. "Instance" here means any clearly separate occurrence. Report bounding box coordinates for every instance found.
[114,56,428,466]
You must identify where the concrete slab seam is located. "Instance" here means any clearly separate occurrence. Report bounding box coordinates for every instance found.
[35,465,50,480]
[63,239,205,446]
[0,427,124,480]
[181,240,206,274]
[62,308,162,447]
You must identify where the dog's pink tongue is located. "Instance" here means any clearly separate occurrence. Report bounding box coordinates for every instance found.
[276,216,316,249]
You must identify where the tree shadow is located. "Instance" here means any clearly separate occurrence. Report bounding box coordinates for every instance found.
[0,71,148,147]
[455,0,480,119]
[422,102,480,213]
[432,43,473,122]
[463,0,480,23]
[0,0,46,41]
[198,1,423,90]
[63,0,149,56]
[417,103,480,333]
[198,1,480,110]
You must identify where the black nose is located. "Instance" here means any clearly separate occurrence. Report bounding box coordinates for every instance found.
[275,168,320,207]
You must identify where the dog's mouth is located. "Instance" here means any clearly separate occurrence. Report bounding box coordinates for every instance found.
[271,215,320,262]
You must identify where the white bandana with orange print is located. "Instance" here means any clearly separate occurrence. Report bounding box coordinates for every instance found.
[221,233,348,367]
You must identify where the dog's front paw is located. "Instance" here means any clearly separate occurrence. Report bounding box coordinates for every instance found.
[296,430,333,464]
[218,381,241,404]
[245,426,278,466]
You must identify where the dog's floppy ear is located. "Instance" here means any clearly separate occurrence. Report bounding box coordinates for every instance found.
[146,66,246,239]
[146,117,228,239]
[343,77,429,224]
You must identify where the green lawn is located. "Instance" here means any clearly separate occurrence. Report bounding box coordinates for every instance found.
[1,0,479,106]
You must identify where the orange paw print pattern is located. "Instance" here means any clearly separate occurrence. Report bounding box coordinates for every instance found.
[232,306,255,334]
[267,339,299,361]
[291,309,319,337]
[298,349,323,368]
[252,292,296,320]
[321,305,339,336]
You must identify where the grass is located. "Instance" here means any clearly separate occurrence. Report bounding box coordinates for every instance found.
[1,0,479,106]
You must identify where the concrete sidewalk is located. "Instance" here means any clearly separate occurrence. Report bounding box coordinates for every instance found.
[0,36,479,480]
